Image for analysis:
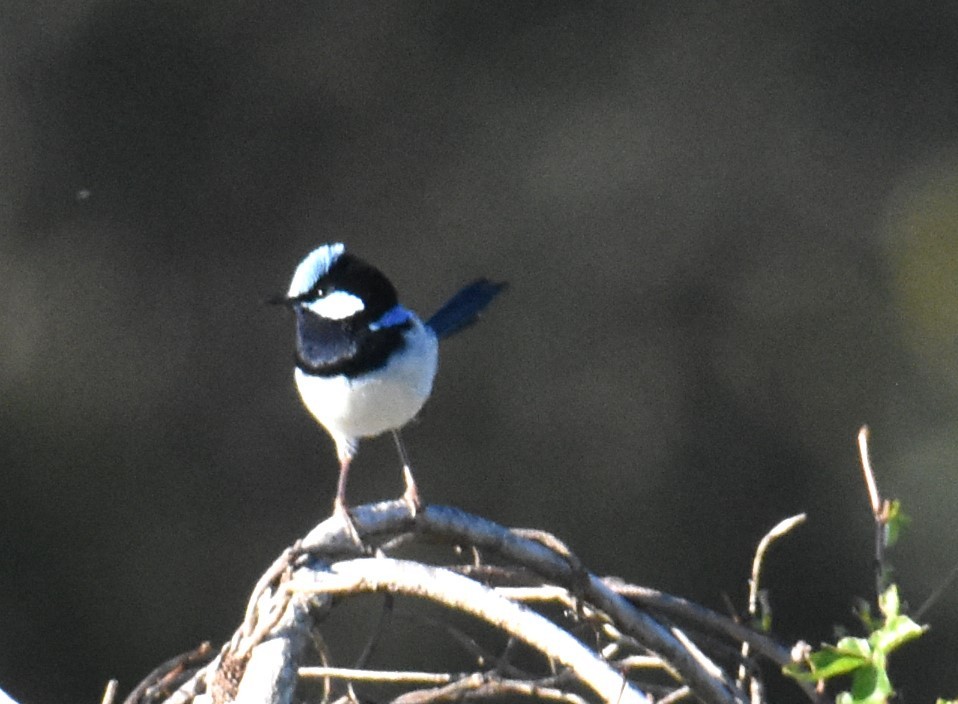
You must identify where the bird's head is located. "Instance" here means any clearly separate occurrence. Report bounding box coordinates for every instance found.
[271,243,401,326]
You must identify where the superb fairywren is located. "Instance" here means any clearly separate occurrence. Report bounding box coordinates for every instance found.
[274,243,504,520]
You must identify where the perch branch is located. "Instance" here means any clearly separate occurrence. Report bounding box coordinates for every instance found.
[119,500,820,704]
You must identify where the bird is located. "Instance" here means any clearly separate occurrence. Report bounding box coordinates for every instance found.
[273,243,504,524]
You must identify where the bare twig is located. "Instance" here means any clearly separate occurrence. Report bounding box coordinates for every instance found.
[858,425,887,598]
[391,611,509,674]
[494,586,574,602]
[746,514,807,624]
[101,680,119,704]
[353,594,394,670]
[299,666,456,684]
[606,581,826,704]
[737,514,807,699]
[389,672,591,704]
[669,626,738,694]
[151,662,211,704]
[306,626,334,703]
[231,544,304,658]
[121,643,214,704]
[605,581,791,668]
[657,686,694,704]
[614,655,669,671]
[857,426,881,518]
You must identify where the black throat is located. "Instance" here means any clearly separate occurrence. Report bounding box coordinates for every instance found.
[293,307,410,378]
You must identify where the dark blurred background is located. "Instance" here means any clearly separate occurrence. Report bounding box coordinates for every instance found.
[3,1,958,702]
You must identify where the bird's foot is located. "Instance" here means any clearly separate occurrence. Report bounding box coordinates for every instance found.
[332,498,364,548]
[401,466,422,517]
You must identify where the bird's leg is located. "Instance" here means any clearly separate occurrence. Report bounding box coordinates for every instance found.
[332,445,362,546]
[333,455,351,516]
[391,430,421,515]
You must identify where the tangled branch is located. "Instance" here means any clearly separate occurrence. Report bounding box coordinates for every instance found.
[118,501,823,704]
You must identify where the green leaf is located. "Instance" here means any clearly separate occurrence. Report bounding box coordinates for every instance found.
[878,584,900,619]
[786,639,871,681]
[833,637,872,659]
[870,614,926,653]
[883,500,910,548]
[783,662,814,681]
[848,662,893,704]
[853,598,879,632]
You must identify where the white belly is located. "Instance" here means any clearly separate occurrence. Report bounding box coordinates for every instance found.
[294,321,439,451]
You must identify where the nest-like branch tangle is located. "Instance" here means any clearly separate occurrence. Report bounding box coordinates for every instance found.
[119,502,822,704]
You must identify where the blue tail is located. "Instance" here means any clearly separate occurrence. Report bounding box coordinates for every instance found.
[426,279,506,339]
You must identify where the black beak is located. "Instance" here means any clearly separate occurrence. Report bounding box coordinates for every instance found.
[265,293,295,307]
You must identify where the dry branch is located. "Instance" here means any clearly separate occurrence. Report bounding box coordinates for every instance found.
[119,501,821,704]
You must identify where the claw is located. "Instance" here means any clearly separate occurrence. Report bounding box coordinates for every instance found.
[402,466,421,516]
[332,497,364,547]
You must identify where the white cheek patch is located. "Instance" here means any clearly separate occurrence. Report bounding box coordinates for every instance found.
[306,290,365,320]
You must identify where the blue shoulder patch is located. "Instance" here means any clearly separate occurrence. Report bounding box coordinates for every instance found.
[370,304,414,330]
